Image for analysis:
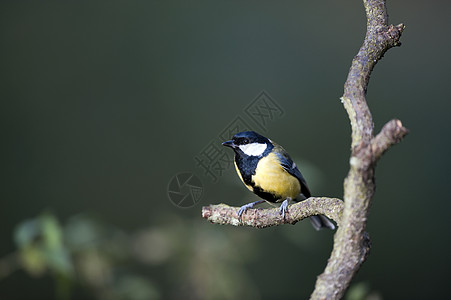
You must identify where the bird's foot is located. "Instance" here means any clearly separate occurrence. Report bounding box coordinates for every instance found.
[279,198,292,219]
[238,200,265,219]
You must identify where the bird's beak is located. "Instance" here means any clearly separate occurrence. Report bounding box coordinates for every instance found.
[222,140,235,148]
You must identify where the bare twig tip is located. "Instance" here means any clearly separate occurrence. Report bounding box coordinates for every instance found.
[201,206,211,219]
[396,23,406,32]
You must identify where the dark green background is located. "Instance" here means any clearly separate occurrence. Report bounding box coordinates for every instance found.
[1,1,450,299]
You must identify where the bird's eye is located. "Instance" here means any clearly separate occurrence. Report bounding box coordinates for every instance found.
[242,138,249,144]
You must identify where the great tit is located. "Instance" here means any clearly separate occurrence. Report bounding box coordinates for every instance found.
[222,131,335,230]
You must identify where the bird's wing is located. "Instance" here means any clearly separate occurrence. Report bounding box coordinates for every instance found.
[274,145,311,198]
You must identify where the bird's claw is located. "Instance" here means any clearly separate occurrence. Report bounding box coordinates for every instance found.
[237,200,265,219]
[279,198,291,219]
[238,204,253,218]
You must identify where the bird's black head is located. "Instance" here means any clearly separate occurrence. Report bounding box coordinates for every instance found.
[222,131,272,157]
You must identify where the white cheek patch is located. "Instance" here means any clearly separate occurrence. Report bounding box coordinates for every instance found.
[239,143,267,156]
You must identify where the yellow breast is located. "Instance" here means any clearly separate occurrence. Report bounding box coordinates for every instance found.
[251,152,300,201]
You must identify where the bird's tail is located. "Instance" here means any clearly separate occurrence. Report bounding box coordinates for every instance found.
[309,215,335,231]
[295,193,335,230]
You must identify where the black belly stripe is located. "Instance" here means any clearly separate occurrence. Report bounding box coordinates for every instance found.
[235,154,259,185]
[234,144,281,202]
[252,185,280,203]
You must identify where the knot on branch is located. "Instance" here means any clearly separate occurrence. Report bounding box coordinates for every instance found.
[388,23,405,46]
[361,231,372,262]
[202,197,344,228]
[378,23,405,48]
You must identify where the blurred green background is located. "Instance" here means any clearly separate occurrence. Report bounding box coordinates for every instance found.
[1,1,450,299]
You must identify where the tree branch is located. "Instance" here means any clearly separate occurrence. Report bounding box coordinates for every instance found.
[201,0,407,299]
[202,197,344,228]
[311,1,407,299]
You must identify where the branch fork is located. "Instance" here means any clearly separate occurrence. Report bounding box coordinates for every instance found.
[202,1,407,299]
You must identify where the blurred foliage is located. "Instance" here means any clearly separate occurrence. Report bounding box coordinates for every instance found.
[14,213,73,299]
[9,212,259,300]
[1,0,451,299]
[346,282,382,300]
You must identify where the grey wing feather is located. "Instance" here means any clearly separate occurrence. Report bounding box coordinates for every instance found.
[274,149,311,198]
[274,145,335,230]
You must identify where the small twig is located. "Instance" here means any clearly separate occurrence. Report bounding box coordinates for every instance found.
[202,197,344,228]
[371,119,409,161]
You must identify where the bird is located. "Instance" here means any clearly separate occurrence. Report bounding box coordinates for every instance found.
[222,131,335,230]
